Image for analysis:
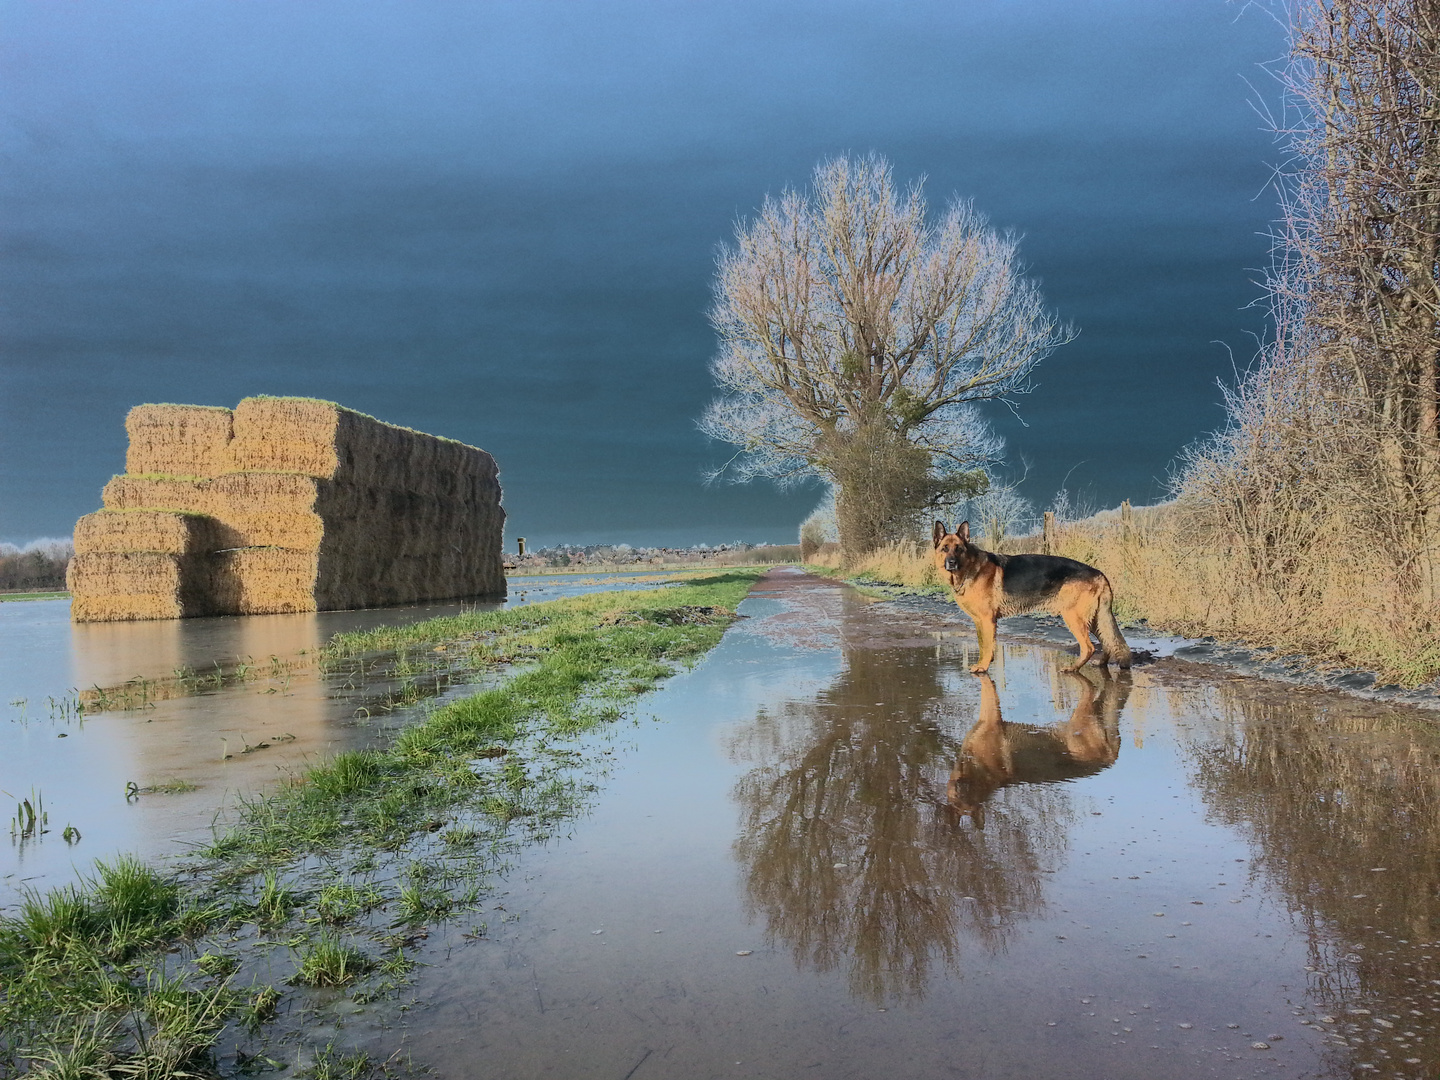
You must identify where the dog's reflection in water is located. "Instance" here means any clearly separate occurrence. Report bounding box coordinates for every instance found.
[948,671,1130,827]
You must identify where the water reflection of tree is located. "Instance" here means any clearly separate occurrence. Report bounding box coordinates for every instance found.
[730,644,1125,1003]
[1186,688,1440,1072]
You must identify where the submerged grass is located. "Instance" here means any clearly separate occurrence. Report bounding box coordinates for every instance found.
[1,569,763,1079]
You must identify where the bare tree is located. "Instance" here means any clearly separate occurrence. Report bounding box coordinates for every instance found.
[701,154,1072,559]
[1267,0,1438,594]
[1178,0,1437,655]
[964,484,1036,550]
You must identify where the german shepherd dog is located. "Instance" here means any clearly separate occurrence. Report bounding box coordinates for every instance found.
[932,520,1131,673]
[947,671,1128,826]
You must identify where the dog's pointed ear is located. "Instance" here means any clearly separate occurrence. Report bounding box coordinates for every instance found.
[932,520,946,548]
[958,520,971,543]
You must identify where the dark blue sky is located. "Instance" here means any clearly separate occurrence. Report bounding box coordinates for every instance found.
[0,1,1285,547]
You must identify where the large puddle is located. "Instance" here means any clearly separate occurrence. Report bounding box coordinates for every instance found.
[0,572,679,900]
[358,569,1440,1080]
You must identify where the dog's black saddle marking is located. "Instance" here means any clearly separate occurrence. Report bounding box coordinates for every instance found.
[996,553,1101,603]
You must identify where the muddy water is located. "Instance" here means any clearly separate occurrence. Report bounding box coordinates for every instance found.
[375,570,1440,1080]
[0,572,674,901]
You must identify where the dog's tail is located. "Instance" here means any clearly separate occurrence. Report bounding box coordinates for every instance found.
[1095,579,1132,669]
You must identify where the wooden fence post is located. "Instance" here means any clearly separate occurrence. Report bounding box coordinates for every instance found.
[1121,500,1133,543]
[1042,511,1055,555]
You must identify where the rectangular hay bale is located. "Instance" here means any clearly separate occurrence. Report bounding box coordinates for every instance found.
[229,396,500,494]
[205,473,326,549]
[74,510,220,556]
[66,551,209,621]
[102,475,211,515]
[208,548,320,615]
[73,394,505,620]
[124,404,234,479]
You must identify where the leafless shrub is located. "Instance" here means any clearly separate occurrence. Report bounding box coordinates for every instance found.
[1170,0,1438,680]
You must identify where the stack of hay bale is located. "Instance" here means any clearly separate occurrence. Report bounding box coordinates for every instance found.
[69,397,505,621]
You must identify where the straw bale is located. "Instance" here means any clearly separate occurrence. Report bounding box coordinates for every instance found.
[208,548,319,615]
[229,396,500,495]
[102,474,211,515]
[310,479,506,608]
[206,473,326,549]
[124,404,234,479]
[74,510,220,556]
[67,552,209,621]
[73,394,505,620]
[102,472,324,548]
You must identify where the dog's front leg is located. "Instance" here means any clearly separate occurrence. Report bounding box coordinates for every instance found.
[971,613,998,673]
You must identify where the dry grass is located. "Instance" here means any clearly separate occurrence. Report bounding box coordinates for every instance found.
[810,503,1440,688]
[807,541,947,590]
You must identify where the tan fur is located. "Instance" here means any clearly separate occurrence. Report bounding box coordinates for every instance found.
[932,519,1132,674]
[948,671,1128,826]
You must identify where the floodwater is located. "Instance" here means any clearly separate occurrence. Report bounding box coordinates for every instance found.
[362,570,1440,1080]
[0,572,676,902]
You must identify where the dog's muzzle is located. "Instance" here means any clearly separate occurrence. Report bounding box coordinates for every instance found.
[943,556,960,573]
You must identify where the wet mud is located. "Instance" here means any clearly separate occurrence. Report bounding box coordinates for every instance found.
[354,569,1440,1080]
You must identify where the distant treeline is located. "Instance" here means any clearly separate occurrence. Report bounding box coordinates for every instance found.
[511,542,802,570]
[0,540,72,592]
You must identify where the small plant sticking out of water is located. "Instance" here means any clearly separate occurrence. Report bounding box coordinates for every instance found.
[311,751,384,799]
[500,756,529,791]
[243,985,281,1031]
[20,1016,122,1080]
[314,882,382,925]
[62,824,80,844]
[195,951,239,979]
[302,1042,372,1080]
[395,882,453,926]
[47,694,85,723]
[292,936,373,988]
[124,971,233,1078]
[94,856,178,935]
[10,791,47,840]
[376,946,413,978]
[480,794,521,822]
[252,871,300,926]
[441,824,480,848]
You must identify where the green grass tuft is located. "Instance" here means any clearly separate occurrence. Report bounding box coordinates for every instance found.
[292,936,373,988]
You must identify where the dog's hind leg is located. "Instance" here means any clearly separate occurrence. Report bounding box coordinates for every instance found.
[1092,578,1132,669]
[1088,608,1109,667]
[1058,593,1098,671]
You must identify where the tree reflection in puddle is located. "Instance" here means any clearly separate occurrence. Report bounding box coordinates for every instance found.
[1184,683,1440,1069]
[730,629,1132,1002]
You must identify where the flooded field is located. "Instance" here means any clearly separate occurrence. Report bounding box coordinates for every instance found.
[0,572,678,900]
[346,570,1439,1080]
[8,567,1440,1079]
